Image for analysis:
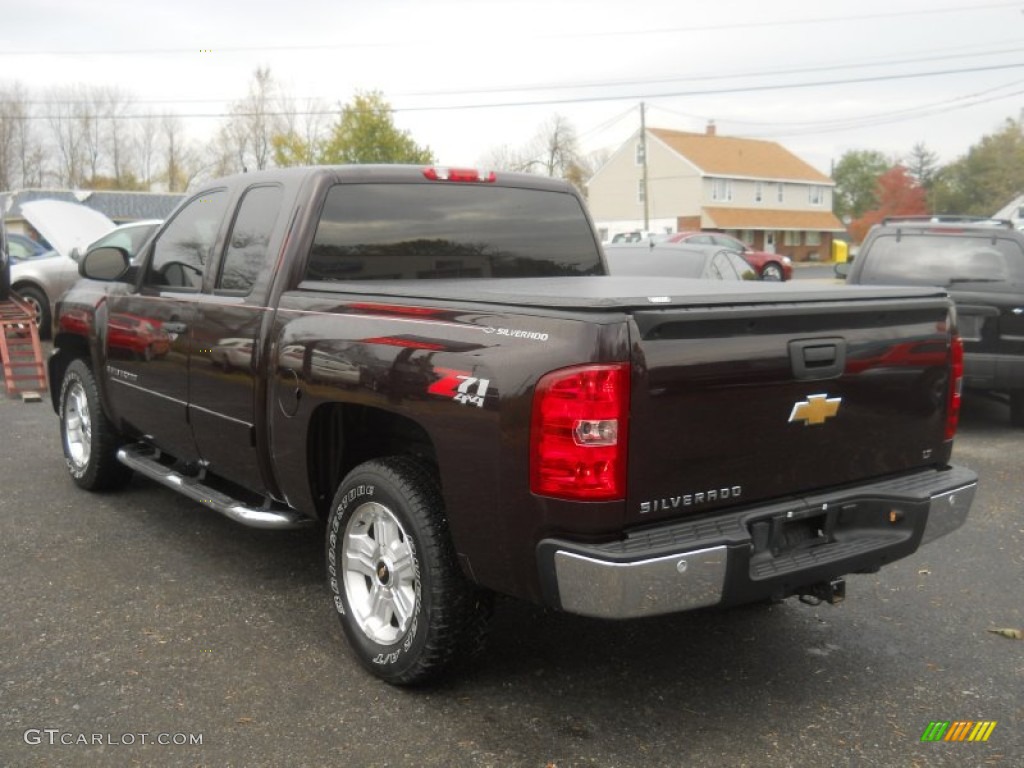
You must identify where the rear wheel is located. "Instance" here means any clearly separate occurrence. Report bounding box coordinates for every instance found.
[59,359,132,490]
[1010,390,1024,428]
[760,262,784,281]
[326,457,492,685]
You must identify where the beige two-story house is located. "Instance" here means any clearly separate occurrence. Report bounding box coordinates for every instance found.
[587,124,846,261]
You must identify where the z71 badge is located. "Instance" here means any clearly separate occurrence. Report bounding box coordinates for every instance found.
[428,367,491,408]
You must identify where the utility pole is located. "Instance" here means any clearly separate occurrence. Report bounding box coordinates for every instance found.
[641,102,650,230]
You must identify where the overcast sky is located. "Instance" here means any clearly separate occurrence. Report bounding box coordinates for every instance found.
[4,0,1024,176]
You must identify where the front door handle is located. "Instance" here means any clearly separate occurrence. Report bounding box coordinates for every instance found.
[163,321,188,334]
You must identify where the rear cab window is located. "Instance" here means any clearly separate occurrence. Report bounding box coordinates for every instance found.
[860,233,1024,286]
[305,183,603,281]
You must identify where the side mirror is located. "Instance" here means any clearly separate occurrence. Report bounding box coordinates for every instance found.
[80,246,130,281]
[834,261,850,279]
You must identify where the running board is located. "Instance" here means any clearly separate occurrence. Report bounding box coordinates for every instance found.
[117,445,313,530]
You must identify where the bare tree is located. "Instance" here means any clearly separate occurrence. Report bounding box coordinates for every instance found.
[46,86,88,186]
[531,114,582,178]
[102,87,138,187]
[904,141,940,191]
[135,111,160,190]
[272,97,328,166]
[79,90,104,184]
[478,143,533,173]
[159,115,207,193]
[214,67,289,174]
[15,115,46,188]
[0,84,46,188]
[0,83,31,189]
[161,114,192,192]
[480,115,590,192]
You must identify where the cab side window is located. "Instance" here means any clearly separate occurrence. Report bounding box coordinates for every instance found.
[145,190,229,290]
[217,185,283,294]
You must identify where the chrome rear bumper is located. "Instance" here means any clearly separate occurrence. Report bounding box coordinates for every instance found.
[541,466,977,619]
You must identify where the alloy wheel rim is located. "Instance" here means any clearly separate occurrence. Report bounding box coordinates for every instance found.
[22,294,42,322]
[342,501,418,646]
[64,381,92,468]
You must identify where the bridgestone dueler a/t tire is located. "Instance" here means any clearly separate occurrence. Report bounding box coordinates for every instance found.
[326,457,492,685]
[59,359,132,491]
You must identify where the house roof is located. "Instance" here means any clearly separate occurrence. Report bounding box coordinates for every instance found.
[650,128,833,184]
[1,188,184,223]
[703,206,846,232]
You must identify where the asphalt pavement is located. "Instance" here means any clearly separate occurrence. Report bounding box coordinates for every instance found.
[1,370,1021,767]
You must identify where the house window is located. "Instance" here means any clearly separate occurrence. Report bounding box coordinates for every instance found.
[808,186,824,205]
[635,142,645,166]
[712,178,733,202]
[776,183,785,203]
[754,182,764,203]
[806,231,822,246]
[637,179,645,204]
[784,231,802,247]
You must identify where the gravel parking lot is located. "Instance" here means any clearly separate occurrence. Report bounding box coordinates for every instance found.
[1,389,1021,768]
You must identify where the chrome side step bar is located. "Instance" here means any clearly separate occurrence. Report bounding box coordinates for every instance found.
[117,445,313,530]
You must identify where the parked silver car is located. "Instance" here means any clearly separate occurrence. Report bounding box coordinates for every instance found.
[10,201,160,338]
[603,242,760,281]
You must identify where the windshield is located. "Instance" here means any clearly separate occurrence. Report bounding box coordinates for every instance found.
[860,233,1024,285]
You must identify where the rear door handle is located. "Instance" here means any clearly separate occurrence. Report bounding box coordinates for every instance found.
[163,321,188,334]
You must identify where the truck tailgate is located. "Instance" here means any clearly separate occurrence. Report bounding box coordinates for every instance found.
[625,295,955,525]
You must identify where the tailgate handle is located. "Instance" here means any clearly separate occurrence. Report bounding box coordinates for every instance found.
[790,338,846,380]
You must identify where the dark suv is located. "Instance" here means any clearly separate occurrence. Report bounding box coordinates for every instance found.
[839,216,1024,426]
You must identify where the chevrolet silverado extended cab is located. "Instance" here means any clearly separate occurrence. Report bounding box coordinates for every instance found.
[50,165,977,685]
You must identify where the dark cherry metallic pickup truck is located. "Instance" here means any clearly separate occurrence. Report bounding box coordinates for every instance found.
[49,165,977,684]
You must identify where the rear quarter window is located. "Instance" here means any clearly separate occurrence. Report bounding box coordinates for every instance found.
[861,233,1024,285]
[305,183,602,281]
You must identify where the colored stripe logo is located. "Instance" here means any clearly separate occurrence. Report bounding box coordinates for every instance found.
[921,721,997,742]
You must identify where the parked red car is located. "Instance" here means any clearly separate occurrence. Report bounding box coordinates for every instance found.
[664,231,793,280]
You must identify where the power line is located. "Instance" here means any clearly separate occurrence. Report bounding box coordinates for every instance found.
[394,61,1024,112]
[394,46,1024,99]
[6,62,1024,133]
[5,38,1020,108]
[652,77,1024,130]
[746,86,1024,139]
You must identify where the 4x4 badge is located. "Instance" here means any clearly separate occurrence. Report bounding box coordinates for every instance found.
[789,394,842,426]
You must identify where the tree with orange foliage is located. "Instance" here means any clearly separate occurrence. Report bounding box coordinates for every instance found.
[849,166,929,243]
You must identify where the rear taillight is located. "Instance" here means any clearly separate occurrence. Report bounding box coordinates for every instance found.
[530,364,630,501]
[422,167,496,183]
[945,334,964,440]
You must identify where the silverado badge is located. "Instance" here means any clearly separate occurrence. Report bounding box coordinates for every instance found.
[789,394,842,426]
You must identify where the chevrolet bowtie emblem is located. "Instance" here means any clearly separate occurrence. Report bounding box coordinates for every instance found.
[789,394,842,426]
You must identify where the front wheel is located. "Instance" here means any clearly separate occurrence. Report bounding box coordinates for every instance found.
[59,359,132,490]
[326,457,492,685]
[760,262,784,281]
